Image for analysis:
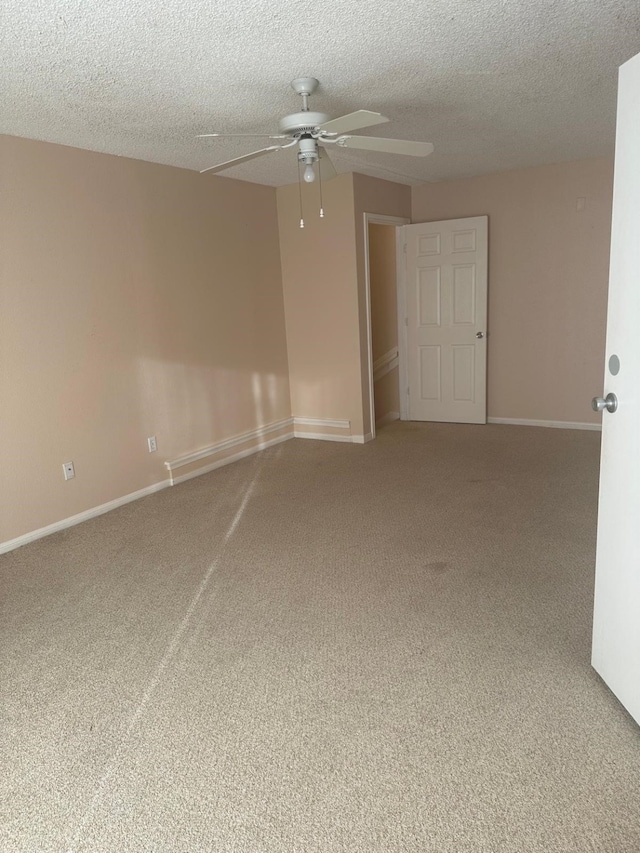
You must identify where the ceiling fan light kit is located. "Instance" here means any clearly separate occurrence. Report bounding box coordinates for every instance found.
[199,77,433,223]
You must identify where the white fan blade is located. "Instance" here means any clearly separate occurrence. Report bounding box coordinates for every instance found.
[200,146,281,174]
[336,136,434,157]
[318,147,337,181]
[318,110,389,135]
[197,133,287,139]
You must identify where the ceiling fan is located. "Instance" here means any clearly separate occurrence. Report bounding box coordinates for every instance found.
[198,77,434,182]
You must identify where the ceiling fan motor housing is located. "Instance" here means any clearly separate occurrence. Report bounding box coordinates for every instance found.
[278,111,329,136]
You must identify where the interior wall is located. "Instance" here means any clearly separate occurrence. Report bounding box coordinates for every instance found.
[2,143,613,546]
[411,158,614,424]
[0,135,290,545]
[276,174,363,438]
[368,224,400,423]
[277,173,411,440]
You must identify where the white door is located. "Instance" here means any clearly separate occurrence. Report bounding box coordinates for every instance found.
[403,216,488,423]
[591,51,640,726]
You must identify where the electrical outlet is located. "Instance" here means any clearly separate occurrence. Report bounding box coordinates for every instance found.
[63,461,75,481]
[147,436,157,453]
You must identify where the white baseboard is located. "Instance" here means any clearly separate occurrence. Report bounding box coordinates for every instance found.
[1,418,296,556]
[170,431,293,485]
[293,417,355,442]
[488,417,602,432]
[376,411,400,428]
[352,432,374,444]
[166,417,294,484]
[0,481,171,556]
[292,417,372,444]
[293,417,351,430]
[294,432,355,443]
[10,412,597,556]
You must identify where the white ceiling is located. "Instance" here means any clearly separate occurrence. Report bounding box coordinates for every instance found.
[3,1,640,186]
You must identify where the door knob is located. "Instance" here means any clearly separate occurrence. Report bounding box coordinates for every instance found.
[475,331,484,339]
[591,392,618,413]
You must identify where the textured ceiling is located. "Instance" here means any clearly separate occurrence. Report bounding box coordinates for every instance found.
[2,0,640,186]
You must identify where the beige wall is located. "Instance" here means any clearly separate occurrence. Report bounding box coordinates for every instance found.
[369,224,399,360]
[277,173,410,439]
[0,135,290,545]
[412,158,614,424]
[276,174,362,437]
[2,141,615,547]
[369,223,400,423]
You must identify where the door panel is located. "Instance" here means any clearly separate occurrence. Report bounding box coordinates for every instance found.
[453,346,475,401]
[592,51,640,725]
[453,265,476,324]
[420,346,441,399]
[418,268,441,325]
[405,216,488,423]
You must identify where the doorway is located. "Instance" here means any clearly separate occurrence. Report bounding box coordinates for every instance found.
[363,213,409,440]
[364,213,488,437]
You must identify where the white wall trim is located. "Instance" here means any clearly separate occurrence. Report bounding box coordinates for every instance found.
[396,225,409,421]
[373,347,399,373]
[373,347,400,382]
[488,417,602,431]
[165,417,294,474]
[292,418,371,443]
[293,417,350,430]
[294,432,355,443]
[0,480,171,556]
[169,431,293,485]
[352,432,374,444]
[373,357,400,382]
[376,411,400,427]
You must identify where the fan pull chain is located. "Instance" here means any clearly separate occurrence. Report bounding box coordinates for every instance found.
[297,161,305,228]
[318,160,325,218]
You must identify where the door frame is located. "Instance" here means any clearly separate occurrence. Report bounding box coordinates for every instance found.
[363,212,410,439]
[396,223,410,421]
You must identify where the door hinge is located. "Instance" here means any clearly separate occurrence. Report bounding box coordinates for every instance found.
[403,242,407,254]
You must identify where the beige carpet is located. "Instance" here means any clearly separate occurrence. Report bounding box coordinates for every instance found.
[2,422,639,852]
